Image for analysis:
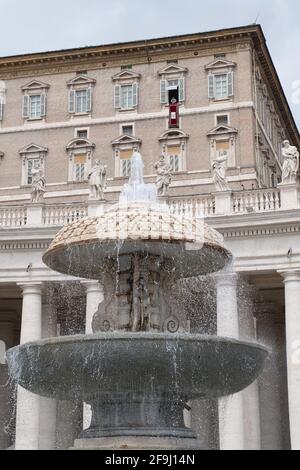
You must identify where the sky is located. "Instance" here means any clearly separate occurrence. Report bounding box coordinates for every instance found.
[0,0,299,127]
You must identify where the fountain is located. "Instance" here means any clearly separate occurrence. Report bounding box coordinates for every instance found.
[7,150,269,450]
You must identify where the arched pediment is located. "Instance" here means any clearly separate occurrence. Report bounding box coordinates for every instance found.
[158,64,188,76]
[66,138,96,150]
[205,58,236,71]
[112,70,141,82]
[21,80,50,91]
[19,143,48,155]
[207,125,238,137]
[159,129,189,141]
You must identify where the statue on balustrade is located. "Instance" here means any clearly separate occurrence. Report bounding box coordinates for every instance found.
[212,152,230,192]
[281,140,299,185]
[154,155,172,197]
[88,160,107,200]
[31,168,46,203]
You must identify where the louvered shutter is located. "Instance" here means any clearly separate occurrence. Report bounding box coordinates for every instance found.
[41,94,47,117]
[132,83,138,107]
[179,78,185,102]
[208,75,215,99]
[68,89,76,113]
[228,71,234,97]
[22,95,29,118]
[86,87,92,112]
[160,80,168,104]
[114,85,121,108]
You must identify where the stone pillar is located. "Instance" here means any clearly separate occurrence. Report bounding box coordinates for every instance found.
[278,183,299,210]
[88,200,107,217]
[26,203,44,226]
[280,271,300,450]
[39,303,57,450]
[216,273,244,450]
[213,191,233,215]
[81,281,104,430]
[15,283,43,450]
[238,283,261,450]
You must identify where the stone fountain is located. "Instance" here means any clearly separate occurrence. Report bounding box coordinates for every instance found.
[7,151,268,450]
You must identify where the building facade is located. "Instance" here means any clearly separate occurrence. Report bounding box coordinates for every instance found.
[0,25,300,450]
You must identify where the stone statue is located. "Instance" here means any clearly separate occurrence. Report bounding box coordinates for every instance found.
[154,155,172,197]
[281,140,299,185]
[88,160,107,200]
[31,168,46,203]
[212,152,230,192]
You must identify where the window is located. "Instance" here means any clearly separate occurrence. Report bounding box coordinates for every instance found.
[69,89,91,114]
[122,125,133,136]
[160,78,185,104]
[114,83,138,110]
[167,60,178,64]
[121,85,133,109]
[27,158,41,185]
[77,129,88,139]
[208,72,234,100]
[167,146,182,173]
[73,154,87,182]
[121,65,133,70]
[23,94,46,119]
[120,149,133,177]
[216,115,229,126]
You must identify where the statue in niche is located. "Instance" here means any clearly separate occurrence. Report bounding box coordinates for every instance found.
[88,160,107,200]
[281,140,299,185]
[131,257,151,332]
[154,154,172,197]
[212,152,230,192]
[31,168,46,203]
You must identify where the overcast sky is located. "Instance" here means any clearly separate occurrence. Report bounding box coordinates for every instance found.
[0,0,299,127]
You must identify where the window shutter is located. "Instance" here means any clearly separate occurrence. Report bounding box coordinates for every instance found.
[179,78,185,102]
[86,87,92,112]
[68,89,76,113]
[208,75,215,99]
[132,83,138,107]
[22,95,29,118]
[0,101,3,121]
[114,85,121,108]
[228,71,234,97]
[160,80,167,104]
[41,94,46,117]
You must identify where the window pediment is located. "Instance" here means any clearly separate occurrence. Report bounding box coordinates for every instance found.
[112,70,141,82]
[207,125,238,137]
[159,129,189,142]
[67,75,96,87]
[19,143,48,155]
[21,80,50,91]
[66,138,95,151]
[112,135,142,147]
[158,65,188,76]
[205,58,236,71]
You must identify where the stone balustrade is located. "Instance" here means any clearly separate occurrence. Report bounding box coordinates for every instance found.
[0,185,298,228]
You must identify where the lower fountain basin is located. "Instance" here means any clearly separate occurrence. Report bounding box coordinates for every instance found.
[7,333,268,401]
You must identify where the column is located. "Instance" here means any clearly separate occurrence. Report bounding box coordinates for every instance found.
[238,283,261,450]
[280,271,300,450]
[0,320,15,449]
[81,281,104,430]
[216,273,244,450]
[15,283,43,450]
[39,303,57,450]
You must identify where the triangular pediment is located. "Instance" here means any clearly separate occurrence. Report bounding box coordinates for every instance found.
[21,80,50,91]
[112,70,141,81]
[205,58,236,71]
[158,65,188,76]
[66,138,95,150]
[67,75,96,86]
[111,134,142,146]
[207,125,238,136]
[19,143,48,154]
[159,129,189,141]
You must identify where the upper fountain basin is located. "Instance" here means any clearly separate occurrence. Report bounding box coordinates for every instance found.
[43,203,232,279]
[7,333,268,402]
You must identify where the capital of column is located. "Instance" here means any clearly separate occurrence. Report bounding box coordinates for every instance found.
[214,272,238,288]
[81,280,103,294]
[278,270,300,284]
[17,282,43,296]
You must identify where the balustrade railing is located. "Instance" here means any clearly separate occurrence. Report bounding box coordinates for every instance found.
[43,204,88,226]
[168,196,216,218]
[0,206,27,227]
[232,189,281,214]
